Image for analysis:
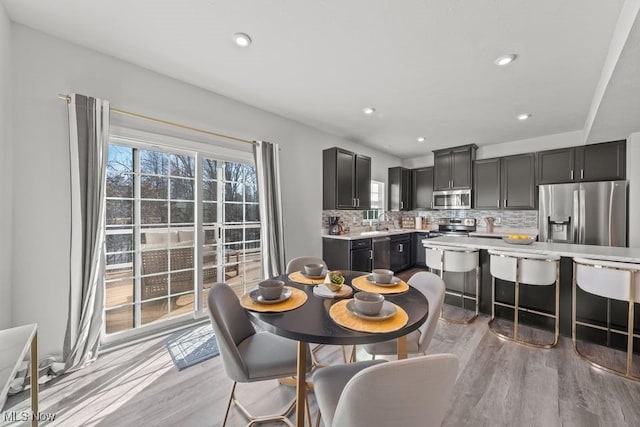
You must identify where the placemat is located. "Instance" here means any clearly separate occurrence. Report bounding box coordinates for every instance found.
[288,271,325,285]
[240,286,308,312]
[329,299,408,333]
[351,275,409,294]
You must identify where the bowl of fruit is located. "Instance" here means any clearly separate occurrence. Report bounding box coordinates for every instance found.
[502,234,536,245]
[325,271,345,292]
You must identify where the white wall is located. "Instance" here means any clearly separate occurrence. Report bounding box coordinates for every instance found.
[0,4,12,330]
[627,133,640,248]
[10,25,401,356]
[402,130,584,169]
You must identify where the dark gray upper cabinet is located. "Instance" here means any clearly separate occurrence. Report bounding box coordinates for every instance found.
[502,153,536,209]
[323,147,371,210]
[473,158,501,209]
[537,140,625,184]
[576,140,626,182]
[355,155,372,208]
[412,167,434,210]
[537,148,575,185]
[433,144,477,190]
[388,167,411,211]
[474,154,536,210]
[433,151,452,190]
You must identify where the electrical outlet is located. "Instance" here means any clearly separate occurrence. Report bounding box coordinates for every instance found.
[495,217,502,225]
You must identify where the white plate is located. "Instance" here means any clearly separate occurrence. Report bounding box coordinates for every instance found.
[502,237,535,245]
[366,275,402,287]
[313,284,353,299]
[249,288,292,304]
[346,300,397,321]
[300,268,327,279]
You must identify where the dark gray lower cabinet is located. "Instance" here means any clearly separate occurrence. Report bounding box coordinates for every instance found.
[412,232,429,267]
[323,238,372,271]
[390,235,411,272]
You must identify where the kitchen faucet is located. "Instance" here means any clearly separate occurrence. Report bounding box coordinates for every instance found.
[376,211,391,231]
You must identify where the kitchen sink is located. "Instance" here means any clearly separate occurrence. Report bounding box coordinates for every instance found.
[360,230,387,236]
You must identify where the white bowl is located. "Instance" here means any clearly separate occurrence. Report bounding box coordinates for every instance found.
[354,292,384,315]
[371,269,394,284]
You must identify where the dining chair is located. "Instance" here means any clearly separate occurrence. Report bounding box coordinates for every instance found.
[286,256,329,365]
[207,283,311,426]
[285,256,328,274]
[313,353,459,427]
[360,271,446,359]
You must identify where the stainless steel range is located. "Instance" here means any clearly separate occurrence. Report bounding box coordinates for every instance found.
[429,218,476,237]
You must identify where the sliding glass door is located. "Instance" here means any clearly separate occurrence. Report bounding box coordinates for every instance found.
[104,140,260,338]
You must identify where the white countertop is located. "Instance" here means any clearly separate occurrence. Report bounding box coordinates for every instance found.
[422,236,640,263]
[469,227,538,238]
[323,229,430,240]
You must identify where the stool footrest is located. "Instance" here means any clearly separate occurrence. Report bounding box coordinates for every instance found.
[493,301,557,319]
[575,320,640,339]
[445,290,477,301]
[488,318,559,348]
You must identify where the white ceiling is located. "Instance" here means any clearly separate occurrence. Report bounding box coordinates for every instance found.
[3,0,635,157]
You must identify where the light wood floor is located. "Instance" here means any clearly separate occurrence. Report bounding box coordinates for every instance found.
[4,314,640,426]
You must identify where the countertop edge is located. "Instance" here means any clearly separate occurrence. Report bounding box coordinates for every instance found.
[421,236,640,264]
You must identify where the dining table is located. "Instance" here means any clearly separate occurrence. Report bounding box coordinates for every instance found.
[245,270,429,427]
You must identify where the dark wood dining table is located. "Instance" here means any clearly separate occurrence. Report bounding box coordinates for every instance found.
[245,270,429,427]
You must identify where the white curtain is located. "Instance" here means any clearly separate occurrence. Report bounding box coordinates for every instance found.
[253,141,286,278]
[63,93,109,370]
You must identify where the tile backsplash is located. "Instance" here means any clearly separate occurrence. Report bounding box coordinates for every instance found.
[322,209,538,232]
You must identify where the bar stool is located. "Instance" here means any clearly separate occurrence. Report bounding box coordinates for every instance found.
[572,257,640,381]
[424,243,480,324]
[488,250,560,348]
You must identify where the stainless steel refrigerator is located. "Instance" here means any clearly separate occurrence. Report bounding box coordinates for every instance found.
[538,181,627,247]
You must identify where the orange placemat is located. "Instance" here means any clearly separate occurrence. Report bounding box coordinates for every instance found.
[240,286,308,312]
[288,271,325,285]
[351,275,409,294]
[329,299,408,333]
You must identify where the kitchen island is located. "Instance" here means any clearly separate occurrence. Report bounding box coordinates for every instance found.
[422,236,640,350]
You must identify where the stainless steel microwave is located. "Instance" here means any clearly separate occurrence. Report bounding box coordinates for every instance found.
[432,189,472,210]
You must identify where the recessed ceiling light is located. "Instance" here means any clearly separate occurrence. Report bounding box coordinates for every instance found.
[517,113,532,121]
[417,137,426,142]
[363,107,376,115]
[495,54,517,66]
[233,32,252,47]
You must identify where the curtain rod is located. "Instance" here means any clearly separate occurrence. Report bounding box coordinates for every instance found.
[57,94,257,146]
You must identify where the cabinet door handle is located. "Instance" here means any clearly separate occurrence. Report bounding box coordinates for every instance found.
[399,244,403,253]
[504,199,508,208]
[357,198,360,207]
[400,201,404,209]
[497,199,500,208]
[369,250,373,260]
[580,169,584,180]
[353,198,356,207]
[570,170,574,180]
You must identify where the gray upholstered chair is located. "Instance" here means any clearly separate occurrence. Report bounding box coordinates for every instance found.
[313,353,459,427]
[207,283,310,426]
[285,256,328,274]
[286,256,328,364]
[361,271,446,359]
